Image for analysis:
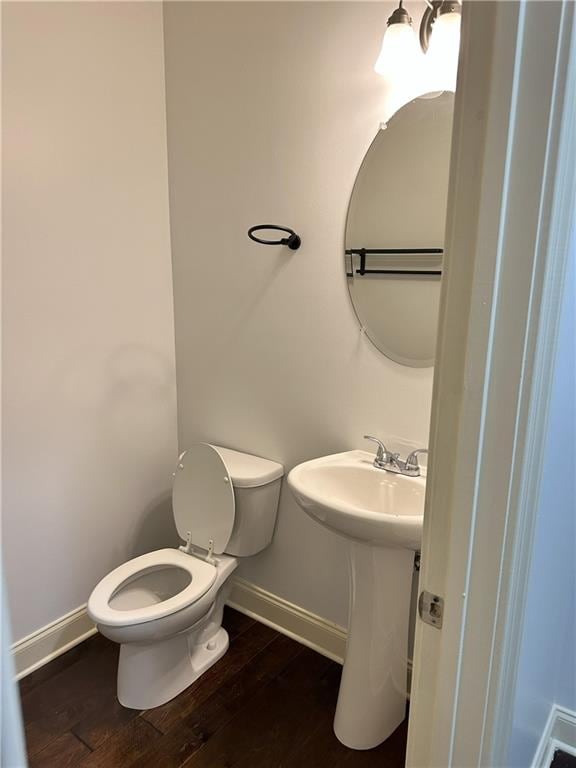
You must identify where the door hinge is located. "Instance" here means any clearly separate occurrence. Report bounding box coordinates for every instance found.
[418,590,444,629]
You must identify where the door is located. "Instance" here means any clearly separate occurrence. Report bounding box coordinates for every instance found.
[406,2,576,766]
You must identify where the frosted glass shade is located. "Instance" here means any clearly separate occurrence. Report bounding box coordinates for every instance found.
[425,11,461,92]
[374,23,423,82]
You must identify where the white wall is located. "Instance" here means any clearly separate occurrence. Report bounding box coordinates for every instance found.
[2,1,178,641]
[163,1,433,627]
[507,240,576,766]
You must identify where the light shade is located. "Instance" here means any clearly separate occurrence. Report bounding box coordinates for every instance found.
[374,20,425,115]
[425,10,461,92]
[374,22,423,82]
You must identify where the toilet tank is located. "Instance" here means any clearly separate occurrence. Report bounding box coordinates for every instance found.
[213,446,284,557]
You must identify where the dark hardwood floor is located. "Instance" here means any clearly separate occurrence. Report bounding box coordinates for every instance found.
[19,608,407,768]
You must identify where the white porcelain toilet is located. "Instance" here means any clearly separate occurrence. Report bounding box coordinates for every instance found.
[87,443,283,710]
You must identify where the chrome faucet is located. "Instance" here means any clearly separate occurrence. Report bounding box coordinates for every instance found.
[405,449,428,475]
[363,436,399,470]
[364,436,427,477]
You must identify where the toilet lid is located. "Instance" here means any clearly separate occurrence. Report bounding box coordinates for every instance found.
[172,443,235,554]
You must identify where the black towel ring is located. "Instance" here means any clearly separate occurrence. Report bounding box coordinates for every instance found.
[248,224,301,251]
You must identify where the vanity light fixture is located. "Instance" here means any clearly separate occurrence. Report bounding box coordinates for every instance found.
[375,0,462,93]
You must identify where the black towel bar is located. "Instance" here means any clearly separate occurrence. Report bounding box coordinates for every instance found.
[248,225,301,251]
[345,248,443,276]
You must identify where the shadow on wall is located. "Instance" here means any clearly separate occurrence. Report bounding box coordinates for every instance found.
[57,343,176,447]
[130,493,179,558]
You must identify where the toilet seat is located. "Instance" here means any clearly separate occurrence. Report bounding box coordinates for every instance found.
[88,549,217,628]
[172,444,236,554]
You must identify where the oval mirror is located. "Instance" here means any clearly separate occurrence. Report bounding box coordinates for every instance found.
[345,92,454,367]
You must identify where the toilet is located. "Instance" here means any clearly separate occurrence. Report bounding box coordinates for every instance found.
[87,443,284,710]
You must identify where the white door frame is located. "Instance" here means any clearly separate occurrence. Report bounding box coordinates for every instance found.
[406,1,575,766]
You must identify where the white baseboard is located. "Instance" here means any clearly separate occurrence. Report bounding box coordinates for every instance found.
[13,578,411,683]
[532,705,576,768]
[12,604,97,680]
[11,580,346,681]
[12,579,346,680]
[227,577,348,664]
[227,578,413,687]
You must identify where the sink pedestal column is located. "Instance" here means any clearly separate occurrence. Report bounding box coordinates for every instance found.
[334,542,414,750]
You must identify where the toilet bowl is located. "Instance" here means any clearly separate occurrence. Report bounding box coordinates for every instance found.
[88,443,283,710]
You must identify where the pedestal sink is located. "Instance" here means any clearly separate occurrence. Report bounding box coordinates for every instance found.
[287,449,425,750]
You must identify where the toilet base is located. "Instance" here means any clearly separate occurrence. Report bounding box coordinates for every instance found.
[117,625,229,710]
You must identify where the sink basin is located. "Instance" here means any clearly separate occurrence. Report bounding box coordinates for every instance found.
[287,449,424,549]
[288,449,427,751]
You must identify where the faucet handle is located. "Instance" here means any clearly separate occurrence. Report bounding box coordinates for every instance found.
[405,448,428,473]
[364,435,388,466]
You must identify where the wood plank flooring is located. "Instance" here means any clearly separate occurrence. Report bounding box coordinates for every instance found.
[19,608,407,768]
